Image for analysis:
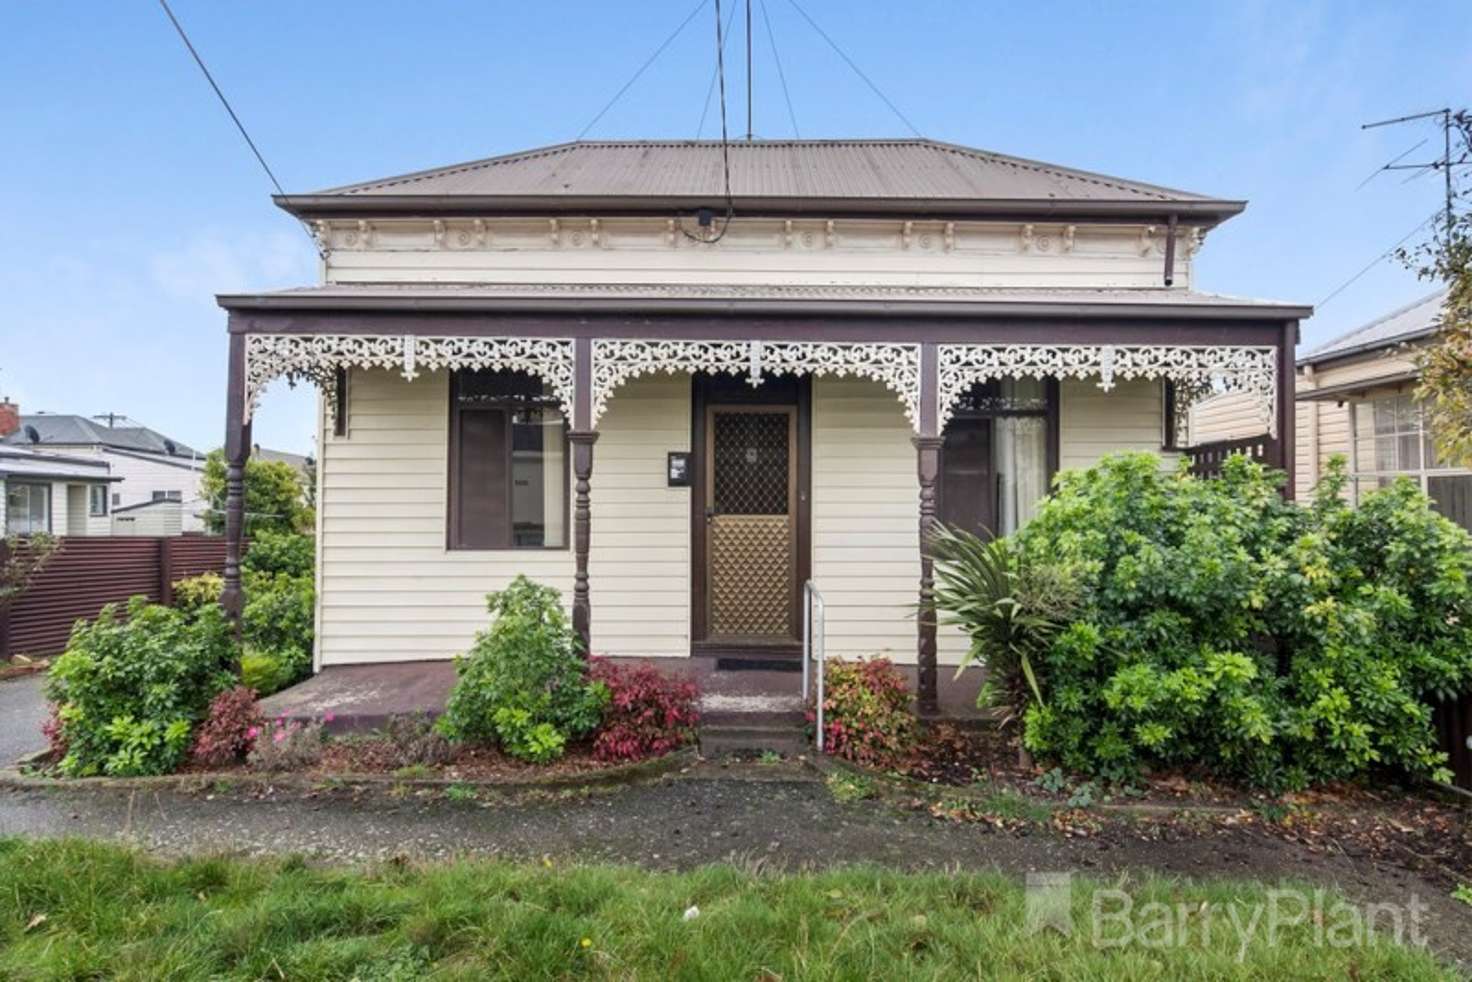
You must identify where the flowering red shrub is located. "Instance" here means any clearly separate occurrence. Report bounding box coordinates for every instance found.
[809,657,918,768]
[588,657,700,762]
[190,686,263,768]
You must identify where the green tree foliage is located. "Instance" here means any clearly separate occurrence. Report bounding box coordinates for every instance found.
[45,599,237,776]
[947,452,1472,790]
[1406,112,1472,464]
[200,450,313,535]
[437,576,607,762]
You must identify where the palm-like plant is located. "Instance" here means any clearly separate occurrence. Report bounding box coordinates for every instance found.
[928,525,1077,729]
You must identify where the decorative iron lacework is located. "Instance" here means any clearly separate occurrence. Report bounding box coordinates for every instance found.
[591,339,921,429]
[242,335,575,421]
[937,344,1279,435]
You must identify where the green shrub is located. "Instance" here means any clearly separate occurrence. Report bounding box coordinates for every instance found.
[1001,452,1472,790]
[171,572,222,613]
[242,529,315,579]
[45,598,237,777]
[172,532,315,694]
[436,577,607,761]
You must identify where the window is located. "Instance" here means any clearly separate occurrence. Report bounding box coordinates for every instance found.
[939,379,1055,538]
[5,482,50,535]
[1351,392,1472,531]
[448,369,568,549]
[151,490,183,502]
[89,484,108,516]
[111,492,121,507]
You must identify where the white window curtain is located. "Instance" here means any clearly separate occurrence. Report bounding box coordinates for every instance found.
[993,414,1048,535]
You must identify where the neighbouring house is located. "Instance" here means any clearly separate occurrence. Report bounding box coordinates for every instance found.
[215,139,1309,710]
[1189,289,1470,529]
[1,411,209,531]
[0,446,120,536]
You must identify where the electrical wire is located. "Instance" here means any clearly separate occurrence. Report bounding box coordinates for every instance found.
[759,0,800,138]
[1316,208,1443,309]
[785,0,920,137]
[576,0,711,140]
[683,0,736,244]
[156,0,325,258]
[697,0,741,138]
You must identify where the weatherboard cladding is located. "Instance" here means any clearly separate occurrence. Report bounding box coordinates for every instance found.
[301,139,1226,207]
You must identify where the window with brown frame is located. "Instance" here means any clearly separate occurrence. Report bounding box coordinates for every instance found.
[939,379,1056,539]
[448,369,569,550]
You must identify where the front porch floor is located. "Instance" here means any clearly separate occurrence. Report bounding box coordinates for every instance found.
[258,658,988,734]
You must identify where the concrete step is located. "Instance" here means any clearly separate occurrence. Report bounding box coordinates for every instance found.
[700,723,809,757]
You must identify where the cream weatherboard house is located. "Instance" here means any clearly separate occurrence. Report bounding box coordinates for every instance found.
[216,140,1307,711]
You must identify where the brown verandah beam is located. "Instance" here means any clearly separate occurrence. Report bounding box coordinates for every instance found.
[221,302,1301,705]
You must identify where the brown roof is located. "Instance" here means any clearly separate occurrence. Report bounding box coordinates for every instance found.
[277,139,1244,224]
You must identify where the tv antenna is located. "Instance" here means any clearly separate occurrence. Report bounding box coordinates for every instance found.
[1361,108,1470,236]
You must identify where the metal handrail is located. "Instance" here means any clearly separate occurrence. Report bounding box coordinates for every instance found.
[801,580,827,752]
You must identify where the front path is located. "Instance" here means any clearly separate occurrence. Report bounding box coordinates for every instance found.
[1,763,1469,963]
[0,675,47,765]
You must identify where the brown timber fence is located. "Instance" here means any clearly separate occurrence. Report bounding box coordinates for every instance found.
[1183,434,1277,478]
[0,536,233,661]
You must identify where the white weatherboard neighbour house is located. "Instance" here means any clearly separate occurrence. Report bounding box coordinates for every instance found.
[0,446,119,536]
[216,139,1309,711]
[1191,289,1472,530]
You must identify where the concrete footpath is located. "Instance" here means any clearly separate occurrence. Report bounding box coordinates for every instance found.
[0,675,47,766]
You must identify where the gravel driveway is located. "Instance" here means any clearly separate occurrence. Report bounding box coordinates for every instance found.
[0,675,47,766]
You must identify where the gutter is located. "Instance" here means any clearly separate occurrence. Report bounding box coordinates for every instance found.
[1296,328,1438,369]
[217,292,1313,322]
[272,193,1246,226]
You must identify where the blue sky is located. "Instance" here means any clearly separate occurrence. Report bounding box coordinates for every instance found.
[2,1,1468,453]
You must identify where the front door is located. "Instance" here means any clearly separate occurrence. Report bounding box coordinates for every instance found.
[704,404,798,643]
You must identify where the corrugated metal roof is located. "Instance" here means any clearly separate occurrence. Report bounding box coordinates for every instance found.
[1,415,199,458]
[1299,289,1447,365]
[0,447,115,482]
[217,282,1311,319]
[280,140,1240,220]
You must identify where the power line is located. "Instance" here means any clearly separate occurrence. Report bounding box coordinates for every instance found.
[785,0,920,137]
[1316,208,1442,309]
[697,0,741,137]
[156,0,324,258]
[759,0,800,138]
[576,0,710,140]
[683,0,736,244]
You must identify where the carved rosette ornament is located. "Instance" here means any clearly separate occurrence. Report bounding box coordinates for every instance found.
[937,343,1279,435]
[242,334,575,421]
[591,339,922,429]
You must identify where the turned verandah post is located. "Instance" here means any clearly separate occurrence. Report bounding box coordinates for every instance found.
[915,342,941,716]
[570,337,596,653]
[221,330,250,628]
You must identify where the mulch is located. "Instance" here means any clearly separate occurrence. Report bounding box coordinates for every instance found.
[312,738,625,781]
[886,723,1472,891]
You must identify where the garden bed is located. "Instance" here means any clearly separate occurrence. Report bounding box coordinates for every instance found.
[820,724,1472,893]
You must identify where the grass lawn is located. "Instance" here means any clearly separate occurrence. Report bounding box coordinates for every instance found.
[0,838,1453,980]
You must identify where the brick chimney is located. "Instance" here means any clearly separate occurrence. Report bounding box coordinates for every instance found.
[0,400,18,438]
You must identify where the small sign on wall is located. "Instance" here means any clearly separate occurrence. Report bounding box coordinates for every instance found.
[667,451,692,487]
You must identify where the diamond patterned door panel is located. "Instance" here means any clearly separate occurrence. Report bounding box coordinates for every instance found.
[707,407,796,640]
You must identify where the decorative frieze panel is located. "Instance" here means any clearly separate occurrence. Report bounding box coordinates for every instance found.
[937,343,1279,435]
[242,334,575,421]
[591,339,922,430]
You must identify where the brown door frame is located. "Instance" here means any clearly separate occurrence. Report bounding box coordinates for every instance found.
[690,374,811,654]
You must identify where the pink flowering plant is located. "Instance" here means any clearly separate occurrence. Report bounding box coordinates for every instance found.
[190,686,263,768]
[246,715,327,772]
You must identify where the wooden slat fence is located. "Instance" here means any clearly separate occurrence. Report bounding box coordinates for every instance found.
[0,536,233,661]
[1184,434,1278,478]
